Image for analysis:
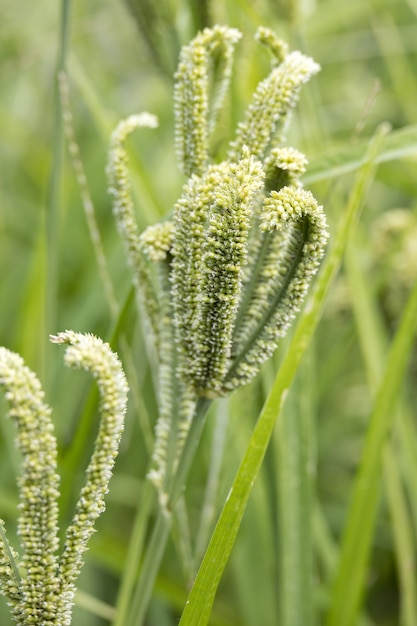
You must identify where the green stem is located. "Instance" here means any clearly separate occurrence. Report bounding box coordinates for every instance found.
[169,397,212,507]
[125,396,211,626]
[45,0,72,347]
[127,508,173,626]
[194,400,229,567]
[113,480,155,626]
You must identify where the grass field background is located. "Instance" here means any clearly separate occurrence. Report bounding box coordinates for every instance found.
[2,0,417,624]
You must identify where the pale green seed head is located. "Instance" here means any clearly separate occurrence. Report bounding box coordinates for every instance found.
[174,25,241,177]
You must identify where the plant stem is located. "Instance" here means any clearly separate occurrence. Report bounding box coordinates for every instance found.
[124,396,212,626]
[128,508,173,625]
[45,0,72,345]
[194,400,229,567]
[169,397,212,507]
[113,480,156,626]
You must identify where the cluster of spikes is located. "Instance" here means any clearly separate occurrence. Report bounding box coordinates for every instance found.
[0,333,128,625]
[107,26,329,493]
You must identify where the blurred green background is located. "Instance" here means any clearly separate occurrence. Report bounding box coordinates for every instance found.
[1,0,417,624]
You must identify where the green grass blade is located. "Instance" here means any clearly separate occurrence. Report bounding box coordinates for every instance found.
[397,408,417,540]
[325,252,417,626]
[45,0,73,342]
[303,124,417,184]
[177,124,388,626]
[74,589,116,622]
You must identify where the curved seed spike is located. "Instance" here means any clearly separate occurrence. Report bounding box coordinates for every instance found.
[264,146,308,192]
[50,332,128,626]
[228,50,320,163]
[174,25,242,177]
[107,113,160,339]
[172,152,264,396]
[235,147,308,329]
[0,347,60,625]
[255,26,289,65]
[225,186,328,391]
[139,221,175,262]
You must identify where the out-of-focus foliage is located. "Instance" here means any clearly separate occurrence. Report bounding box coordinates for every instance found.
[1,0,417,624]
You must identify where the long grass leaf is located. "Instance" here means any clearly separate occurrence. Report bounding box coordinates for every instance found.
[45,0,73,354]
[303,124,417,184]
[383,446,417,626]
[74,589,116,621]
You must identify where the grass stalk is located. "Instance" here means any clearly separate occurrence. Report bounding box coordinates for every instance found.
[45,0,73,346]
[172,496,194,583]
[123,396,212,626]
[113,480,156,626]
[194,400,229,567]
[397,409,417,540]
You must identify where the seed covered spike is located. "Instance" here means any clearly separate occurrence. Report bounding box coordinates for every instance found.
[225,186,328,391]
[264,146,308,192]
[172,151,264,396]
[228,50,320,163]
[174,25,242,177]
[255,27,289,65]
